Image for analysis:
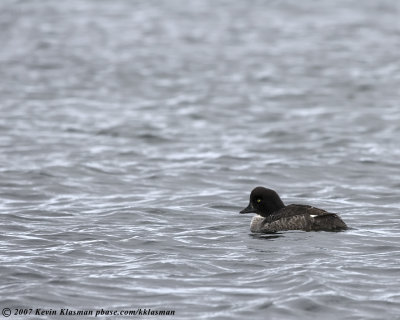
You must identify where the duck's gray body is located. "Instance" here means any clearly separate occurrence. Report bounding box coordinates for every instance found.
[240,187,348,233]
[249,204,347,233]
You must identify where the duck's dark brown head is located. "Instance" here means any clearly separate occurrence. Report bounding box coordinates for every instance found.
[240,186,285,217]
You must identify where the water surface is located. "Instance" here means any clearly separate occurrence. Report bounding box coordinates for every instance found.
[1,0,400,319]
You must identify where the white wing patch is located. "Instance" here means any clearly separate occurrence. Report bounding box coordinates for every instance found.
[310,215,318,218]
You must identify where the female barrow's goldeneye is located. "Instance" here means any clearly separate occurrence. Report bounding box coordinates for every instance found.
[240,186,348,233]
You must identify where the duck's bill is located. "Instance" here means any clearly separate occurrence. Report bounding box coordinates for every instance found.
[240,203,256,214]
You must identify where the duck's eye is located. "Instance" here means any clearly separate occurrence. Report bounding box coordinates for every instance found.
[256,198,262,203]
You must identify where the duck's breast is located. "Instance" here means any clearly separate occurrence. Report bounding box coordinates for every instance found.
[250,215,265,233]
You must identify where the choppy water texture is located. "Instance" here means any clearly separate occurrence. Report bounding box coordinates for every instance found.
[1,0,400,319]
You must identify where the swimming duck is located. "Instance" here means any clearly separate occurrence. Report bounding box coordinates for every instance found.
[240,186,348,233]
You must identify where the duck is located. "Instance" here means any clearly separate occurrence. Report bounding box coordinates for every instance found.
[240,186,348,233]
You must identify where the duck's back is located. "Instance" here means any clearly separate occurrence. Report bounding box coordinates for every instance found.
[250,204,347,233]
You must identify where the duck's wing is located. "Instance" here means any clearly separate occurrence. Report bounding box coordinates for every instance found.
[262,204,347,232]
[288,204,329,216]
[312,212,348,231]
[264,204,327,223]
[295,205,348,230]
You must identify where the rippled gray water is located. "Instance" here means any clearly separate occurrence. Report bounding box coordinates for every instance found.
[1,0,400,319]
